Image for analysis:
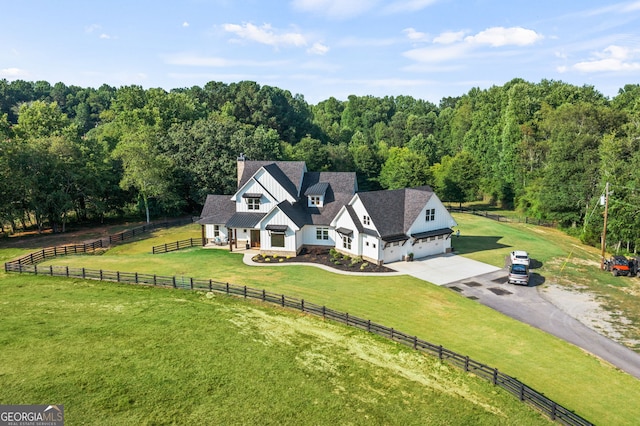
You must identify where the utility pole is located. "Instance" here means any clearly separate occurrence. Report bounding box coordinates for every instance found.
[601,182,609,270]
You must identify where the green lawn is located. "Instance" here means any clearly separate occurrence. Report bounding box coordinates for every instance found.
[0,274,550,425]
[4,217,640,424]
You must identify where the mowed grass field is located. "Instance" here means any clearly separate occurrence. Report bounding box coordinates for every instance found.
[2,214,640,424]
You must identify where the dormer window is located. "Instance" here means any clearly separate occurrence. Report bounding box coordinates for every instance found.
[305,182,329,208]
[309,195,322,207]
[363,215,370,225]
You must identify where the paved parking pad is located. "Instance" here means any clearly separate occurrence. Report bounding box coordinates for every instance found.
[387,253,502,285]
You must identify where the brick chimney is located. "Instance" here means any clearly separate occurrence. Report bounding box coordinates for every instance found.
[237,153,246,188]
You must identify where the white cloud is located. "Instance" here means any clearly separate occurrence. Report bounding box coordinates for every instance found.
[433,31,465,45]
[403,28,429,43]
[182,21,190,28]
[99,33,111,39]
[570,45,640,72]
[85,24,101,33]
[464,27,543,47]
[291,0,376,19]
[0,67,27,78]
[223,23,307,48]
[307,42,329,55]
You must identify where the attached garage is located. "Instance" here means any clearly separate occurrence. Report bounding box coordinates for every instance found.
[410,228,453,259]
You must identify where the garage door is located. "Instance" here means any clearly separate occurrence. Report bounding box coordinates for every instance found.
[383,244,404,263]
[412,237,444,259]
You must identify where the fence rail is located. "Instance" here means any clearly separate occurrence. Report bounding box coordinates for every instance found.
[4,255,591,425]
[448,207,557,228]
[152,238,203,254]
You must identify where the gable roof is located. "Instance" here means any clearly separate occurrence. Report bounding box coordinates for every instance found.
[197,195,236,225]
[357,186,434,239]
[238,161,306,198]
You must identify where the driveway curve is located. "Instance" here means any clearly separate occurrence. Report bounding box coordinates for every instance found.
[437,267,640,379]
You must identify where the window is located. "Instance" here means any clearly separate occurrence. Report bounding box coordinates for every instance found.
[213,225,220,237]
[309,195,321,206]
[316,227,329,240]
[426,208,435,222]
[342,235,352,250]
[270,233,285,247]
[363,215,370,225]
[247,198,260,210]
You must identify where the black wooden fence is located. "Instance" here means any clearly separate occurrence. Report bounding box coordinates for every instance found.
[3,249,591,426]
[152,238,203,254]
[448,207,557,228]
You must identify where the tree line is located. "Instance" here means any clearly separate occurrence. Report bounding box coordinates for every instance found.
[1,78,639,252]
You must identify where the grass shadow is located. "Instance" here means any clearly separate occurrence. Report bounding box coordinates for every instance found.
[452,235,510,255]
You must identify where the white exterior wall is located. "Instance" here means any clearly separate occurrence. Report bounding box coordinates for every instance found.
[361,234,381,261]
[383,241,406,263]
[331,208,359,257]
[300,225,335,247]
[254,169,297,204]
[349,197,378,236]
[204,224,229,242]
[404,193,457,260]
[234,179,277,214]
[259,208,299,254]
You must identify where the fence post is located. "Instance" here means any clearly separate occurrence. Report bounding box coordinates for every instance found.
[226,283,230,294]
[49,265,53,276]
[322,306,326,319]
[492,368,498,385]
[100,270,103,280]
[116,271,120,282]
[551,403,557,420]
[413,336,417,349]
[190,277,193,290]
[82,268,85,279]
[346,313,349,325]
[465,356,470,372]
[173,277,176,288]
[209,279,212,291]
[135,272,139,284]
[519,383,525,401]
[281,295,285,307]
[367,319,371,332]
[438,345,443,360]
[301,299,304,312]
[154,275,157,286]
[243,286,247,298]
[391,328,394,339]
[262,289,266,301]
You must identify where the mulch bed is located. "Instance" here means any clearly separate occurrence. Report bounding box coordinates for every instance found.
[251,247,395,273]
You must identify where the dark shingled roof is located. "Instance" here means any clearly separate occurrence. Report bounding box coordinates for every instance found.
[357,186,434,240]
[197,195,236,225]
[300,172,357,226]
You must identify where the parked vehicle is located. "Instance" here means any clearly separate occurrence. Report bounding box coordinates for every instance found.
[508,261,530,285]
[603,255,631,277]
[510,250,530,266]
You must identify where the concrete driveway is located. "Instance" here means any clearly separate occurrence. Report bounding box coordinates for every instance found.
[390,253,640,379]
[387,253,501,285]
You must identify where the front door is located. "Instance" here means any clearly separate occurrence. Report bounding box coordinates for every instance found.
[250,230,261,248]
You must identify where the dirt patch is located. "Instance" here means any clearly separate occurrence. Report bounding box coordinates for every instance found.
[251,247,395,273]
[540,284,640,347]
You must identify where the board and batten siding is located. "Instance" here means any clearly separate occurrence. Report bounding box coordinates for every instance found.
[259,208,298,255]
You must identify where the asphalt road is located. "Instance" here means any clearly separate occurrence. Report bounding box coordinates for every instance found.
[444,268,640,379]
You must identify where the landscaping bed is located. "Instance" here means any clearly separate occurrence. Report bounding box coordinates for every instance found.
[251,247,395,273]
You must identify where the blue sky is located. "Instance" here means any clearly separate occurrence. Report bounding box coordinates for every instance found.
[2,0,640,104]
